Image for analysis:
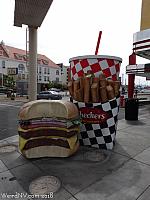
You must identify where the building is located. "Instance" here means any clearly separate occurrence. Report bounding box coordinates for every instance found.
[126,0,150,81]
[0,41,68,94]
[57,63,69,85]
[126,0,150,98]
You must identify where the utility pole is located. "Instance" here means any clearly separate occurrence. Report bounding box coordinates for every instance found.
[28,26,38,101]
[1,71,3,87]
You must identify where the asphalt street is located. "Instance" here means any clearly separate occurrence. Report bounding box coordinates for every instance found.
[0,100,124,140]
[0,98,148,140]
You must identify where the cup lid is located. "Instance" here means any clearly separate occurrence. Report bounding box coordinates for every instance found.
[69,55,122,63]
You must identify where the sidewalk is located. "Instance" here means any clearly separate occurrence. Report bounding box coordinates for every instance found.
[0,94,29,103]
[0,104,150,199]
[0,93,70,103]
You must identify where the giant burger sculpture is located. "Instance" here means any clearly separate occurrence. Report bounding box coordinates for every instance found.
[18,100,80,158]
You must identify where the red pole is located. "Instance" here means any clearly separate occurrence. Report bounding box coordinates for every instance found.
[128,53,136,98]
[67,67,71,82]
[95,31,102,55]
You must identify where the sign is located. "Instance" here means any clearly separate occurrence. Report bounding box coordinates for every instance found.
[7,68,18,75]
[79,107,109,124]
[145,64,150,72]
[140,0,150,30]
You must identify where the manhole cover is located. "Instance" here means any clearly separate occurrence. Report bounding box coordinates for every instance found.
[29,176,61,195]
[84,150,109,162]
[0,145,17,153]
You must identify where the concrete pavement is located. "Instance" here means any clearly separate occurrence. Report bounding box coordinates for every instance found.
[0,96,150,199]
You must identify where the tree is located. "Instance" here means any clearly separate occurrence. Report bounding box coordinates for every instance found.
[48,81,62,90]
[4,75,15,89]
[3,75,16,93]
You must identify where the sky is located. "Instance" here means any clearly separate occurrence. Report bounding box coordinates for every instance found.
[0,0,150,86]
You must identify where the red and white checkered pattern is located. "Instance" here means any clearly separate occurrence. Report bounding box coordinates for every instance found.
[72,96,120,150]
[69,56,122,81]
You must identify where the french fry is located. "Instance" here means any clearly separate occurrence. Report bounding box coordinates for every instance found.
[99,73,106,80]
[113,81,120,96]
[91,83,99,103]
[68,81,74,97]
[106,85,115,100]
[75,88,84,102]
[100,79,107,87]
[84,77,90,103]
[99,86,108,103]
[107,79,114,87]
[92,77,99,83]
[107,80,120,97]
[92,77,100,92]
[73,80,80,100]
[99,73,107,87]
[79,77,84,91]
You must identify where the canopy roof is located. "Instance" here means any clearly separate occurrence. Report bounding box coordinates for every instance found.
[127,29,150,80]
[14,0,53,27]
[126,64,150,80]
[133,29,150,60]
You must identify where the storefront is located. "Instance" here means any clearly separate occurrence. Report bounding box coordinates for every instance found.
[126,29,150,99]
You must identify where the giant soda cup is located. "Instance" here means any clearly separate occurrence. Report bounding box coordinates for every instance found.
[69,55,122,150]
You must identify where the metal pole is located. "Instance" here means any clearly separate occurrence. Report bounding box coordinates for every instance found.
[26,27,28,97]
[26,27,28,69]
[1,71,3,87]
[28,26,38,101]
[128,53,136,98]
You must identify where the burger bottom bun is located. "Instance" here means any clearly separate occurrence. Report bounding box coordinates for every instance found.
[21,142,79,159]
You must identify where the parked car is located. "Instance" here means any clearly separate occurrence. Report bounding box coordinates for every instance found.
[37,91,62,100]
[49,88,62,92]
[0,86,13,94]
[140,89,150,93]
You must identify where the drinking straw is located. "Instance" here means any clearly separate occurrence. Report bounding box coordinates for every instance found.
[95,31,102,55]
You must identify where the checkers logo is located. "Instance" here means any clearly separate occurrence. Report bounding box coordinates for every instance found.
[79,107,109,124]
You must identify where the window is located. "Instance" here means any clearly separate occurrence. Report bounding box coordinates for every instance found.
[47,68,50,74]
[56,77,59,82]
[0,50,3,56]
[44,76,47,81]
[18,64,25,73]
[42,59,49,65]
[39,67,41,74]
[56,70,59,75]
[22,74,25,79]
[18,73,21,80]
[14,53,23,60]
[47,76,50,81]
[37,59,41,64]
[2,61,5,68]
[39,76,41,81]
[44,68,47,74]
[23,55,27,61]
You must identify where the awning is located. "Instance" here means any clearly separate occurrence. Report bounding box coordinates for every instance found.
[129,29,150,80]
[126,63,150,80]
[14,0,53,27]
[133,29,150,60]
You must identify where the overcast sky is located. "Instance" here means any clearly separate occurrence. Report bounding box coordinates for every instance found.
[0,0,149,85]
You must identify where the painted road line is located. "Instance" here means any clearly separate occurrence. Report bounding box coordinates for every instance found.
[0,103,21,108]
